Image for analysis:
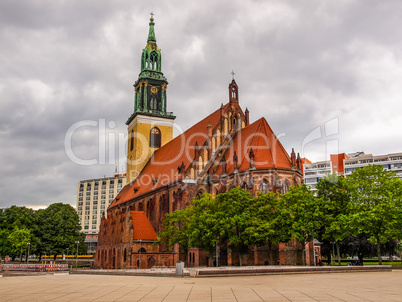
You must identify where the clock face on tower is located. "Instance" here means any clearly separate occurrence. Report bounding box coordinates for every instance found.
[150,86,158,94]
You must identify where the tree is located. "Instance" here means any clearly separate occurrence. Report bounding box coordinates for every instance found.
[158,208,192,264]
[187,193,221,266]
[36,203,85,260]
[316,173,351,265]
[346,165,402,265]
[215,188,255,266]
[281,184,322,265]
[7,226,31,263]
[0,206,35,260]
[244,191,289,265]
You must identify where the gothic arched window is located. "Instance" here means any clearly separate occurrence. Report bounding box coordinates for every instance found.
[150,97,158,110]
[232,87,236,98]
[150,51,158,70]
[150,127,161,148]
[258,178,270,194]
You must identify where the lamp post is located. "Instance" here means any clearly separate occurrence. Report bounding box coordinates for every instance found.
[27,242,30,264]
[75,241,79,269]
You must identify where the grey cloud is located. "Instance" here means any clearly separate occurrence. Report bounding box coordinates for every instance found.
[1,0,402,208]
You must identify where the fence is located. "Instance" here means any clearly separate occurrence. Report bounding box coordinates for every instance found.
[0,264,69,272]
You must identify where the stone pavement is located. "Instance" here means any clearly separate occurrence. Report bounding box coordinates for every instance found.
[1,271,401,301]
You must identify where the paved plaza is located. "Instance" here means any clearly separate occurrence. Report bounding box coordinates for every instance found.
[0,271,401,301]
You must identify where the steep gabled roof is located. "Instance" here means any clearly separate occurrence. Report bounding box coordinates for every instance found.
[131,211,157,240]
[214,117,292,175]
[110,104,229,209]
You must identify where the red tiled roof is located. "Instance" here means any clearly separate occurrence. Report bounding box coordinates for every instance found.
[131,211,157,240]
[214,117,292,175]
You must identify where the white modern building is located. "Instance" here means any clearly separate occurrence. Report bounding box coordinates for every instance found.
[303,154,349,191]
[344,152,402,178]
[76,172,126,252]
[303,152,402,190]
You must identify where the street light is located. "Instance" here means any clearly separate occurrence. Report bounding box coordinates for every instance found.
[75,241,79,269]
[27,242,30,264]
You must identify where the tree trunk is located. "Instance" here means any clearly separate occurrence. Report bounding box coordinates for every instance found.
[326,247,331,265]
[358,253,363,266]
[302,241,306,266]
[377,239,382,265]
[388,250,393,263]
[336,242,341,266]
[238,252,242,266]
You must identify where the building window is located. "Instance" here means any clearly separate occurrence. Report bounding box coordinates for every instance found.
[258,179,270,194]
[149,127,161,148]
[130,131,134,151]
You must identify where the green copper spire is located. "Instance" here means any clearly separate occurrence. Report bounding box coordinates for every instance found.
[126,13,175,126]
[147,12,156,43]
[140,13,162,73]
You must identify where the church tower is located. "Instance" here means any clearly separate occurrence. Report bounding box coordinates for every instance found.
[126,14,175,183]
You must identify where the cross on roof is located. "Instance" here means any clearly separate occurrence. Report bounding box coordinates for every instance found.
[231,70,235,80]
[150,12,154,18]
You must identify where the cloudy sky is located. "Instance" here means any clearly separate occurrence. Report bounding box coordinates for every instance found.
[1,0,402,209]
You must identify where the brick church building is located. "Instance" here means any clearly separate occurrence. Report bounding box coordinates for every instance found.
[95,16,313,269]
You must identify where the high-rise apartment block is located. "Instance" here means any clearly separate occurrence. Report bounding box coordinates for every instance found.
[76,172,126,252]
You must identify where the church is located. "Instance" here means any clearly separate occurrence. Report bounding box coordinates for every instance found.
[95,16,310,269]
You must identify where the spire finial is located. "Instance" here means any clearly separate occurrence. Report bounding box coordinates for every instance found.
[231,70,235,80]
[147,13,156,42]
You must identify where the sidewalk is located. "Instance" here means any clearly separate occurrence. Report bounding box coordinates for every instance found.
[0,270,401,301]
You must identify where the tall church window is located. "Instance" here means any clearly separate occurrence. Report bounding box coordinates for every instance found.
[150,127,161,148]
[232,86,237,98]
[150,51,158,70]
[258,178,270,194]
[130,131,134,151]
[150,97,158,110]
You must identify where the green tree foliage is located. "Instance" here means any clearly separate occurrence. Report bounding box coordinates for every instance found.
[316,173,351,265]
[187,193,221,261]
[7,226,31,262]
[37,203,85,259]
[215,188,254,265]
[243,192,288,265]
[281,184,322,265]
[346,165,402,265]
[159,208,193,263]
[0,203,85,260]
[0,206,34,259]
